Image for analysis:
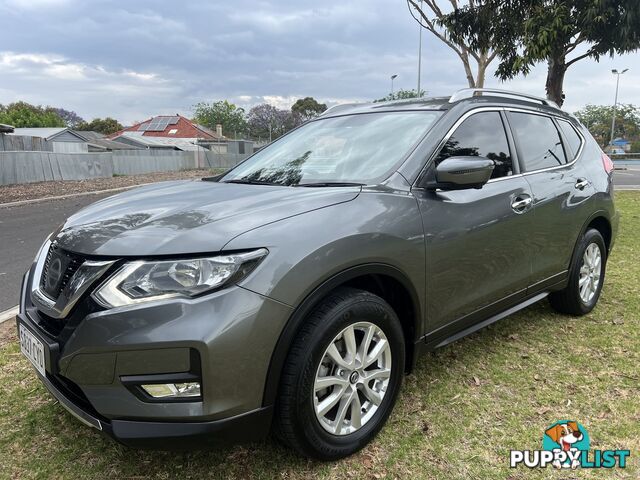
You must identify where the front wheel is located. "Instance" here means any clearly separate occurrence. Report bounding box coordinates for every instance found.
[274,287,405,460]
[549,228,607,315]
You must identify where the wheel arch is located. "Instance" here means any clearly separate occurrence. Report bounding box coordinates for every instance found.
[262,263,423,407]
[566,211,612,276]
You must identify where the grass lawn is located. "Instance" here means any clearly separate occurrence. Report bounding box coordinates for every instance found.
[1,191,638,479]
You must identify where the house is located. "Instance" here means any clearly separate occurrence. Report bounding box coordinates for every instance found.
[611,137,631,152]
[7,127,89,153]
[109,115,228,152]
[74,131,142,152]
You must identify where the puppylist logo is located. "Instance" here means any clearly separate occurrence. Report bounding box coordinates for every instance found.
[510,420,630,469]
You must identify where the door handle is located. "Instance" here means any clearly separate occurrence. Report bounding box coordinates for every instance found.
[511,196,532,213]
[575,178,590,190]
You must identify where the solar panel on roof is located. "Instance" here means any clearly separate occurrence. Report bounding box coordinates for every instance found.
[138,122,150,131]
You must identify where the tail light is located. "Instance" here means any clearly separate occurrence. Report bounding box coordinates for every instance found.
[601,153,614,174]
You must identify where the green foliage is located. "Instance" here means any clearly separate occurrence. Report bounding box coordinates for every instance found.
[574,104,640,146]
[193,100,247,139]
[291,97,327,122]
[76,117,124,135]
[441,0,640,104]
[374,89,426,103]
[0,101,65,128]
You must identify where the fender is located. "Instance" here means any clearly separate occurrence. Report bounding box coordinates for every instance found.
[261,263,423,407]
[569,209,612,267]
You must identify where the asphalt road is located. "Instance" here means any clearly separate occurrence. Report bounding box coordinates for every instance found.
[1,168,639,312]
[613,165,640,188]
[0,193,113,312]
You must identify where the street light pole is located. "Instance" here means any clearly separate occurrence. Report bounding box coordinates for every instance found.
[391,74,398,96]
[417,0,423,96]
[609,68,628,147]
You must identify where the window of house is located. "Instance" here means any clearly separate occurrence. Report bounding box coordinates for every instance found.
[509,112,567,171]
[435,111,514,179]
[168,129,178,135]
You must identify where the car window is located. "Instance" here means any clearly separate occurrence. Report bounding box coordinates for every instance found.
[222,111,441,186]
[557,119,583,158]
[509,112,567,171]
[435,111,513,179]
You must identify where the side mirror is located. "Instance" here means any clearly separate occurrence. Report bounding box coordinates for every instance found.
[426,156,495,190]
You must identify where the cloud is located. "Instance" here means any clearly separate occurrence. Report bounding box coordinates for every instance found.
[0,0,638,124]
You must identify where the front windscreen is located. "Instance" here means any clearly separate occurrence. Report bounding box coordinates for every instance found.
[221,111,441,186]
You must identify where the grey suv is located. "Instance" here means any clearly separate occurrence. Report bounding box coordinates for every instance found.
[17,89,618,459]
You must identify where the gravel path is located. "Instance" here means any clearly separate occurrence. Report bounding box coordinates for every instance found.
[0,168,225,204]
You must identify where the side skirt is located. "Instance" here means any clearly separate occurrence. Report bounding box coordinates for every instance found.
[422,291,549,351]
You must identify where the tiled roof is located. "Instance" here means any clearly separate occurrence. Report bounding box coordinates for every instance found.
[109,115,224,140]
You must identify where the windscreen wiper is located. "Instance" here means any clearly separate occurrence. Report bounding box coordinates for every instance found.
[294,182,365,187]
[221,179,283,186]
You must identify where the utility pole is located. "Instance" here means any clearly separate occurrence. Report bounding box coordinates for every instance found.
[609,68,628,147]
[417,0,423,96]
[391,74,398,96]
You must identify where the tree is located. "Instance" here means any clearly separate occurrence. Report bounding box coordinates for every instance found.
[374,89,426,102]
[291,97,327,122]
[247,103,296,141]
[51,108,84,128]
[442,0,640,106]
[0,101,65,128]
[407,0,499,88]
[77,117,123,135]
[193,100,247,138]
[574,104,640,146]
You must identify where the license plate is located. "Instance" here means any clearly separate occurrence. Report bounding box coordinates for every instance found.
[19,324,47,377]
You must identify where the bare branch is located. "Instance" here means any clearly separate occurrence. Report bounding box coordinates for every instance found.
[565,50,593,68]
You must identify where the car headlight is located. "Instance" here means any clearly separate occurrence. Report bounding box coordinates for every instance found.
[92,249,267,308]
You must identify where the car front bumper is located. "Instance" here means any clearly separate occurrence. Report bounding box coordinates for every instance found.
[17,264,292,448]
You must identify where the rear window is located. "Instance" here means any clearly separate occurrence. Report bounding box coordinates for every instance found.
[557,119,583,158]
[509,112,567,171]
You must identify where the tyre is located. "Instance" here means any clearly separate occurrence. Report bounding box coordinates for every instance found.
[549,228,607,315]
[274,287,405,460]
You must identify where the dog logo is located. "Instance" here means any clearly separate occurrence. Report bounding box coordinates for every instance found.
[510,420,630,469]
[543,421,589,469]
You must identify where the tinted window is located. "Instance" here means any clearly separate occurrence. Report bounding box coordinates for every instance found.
[557,119,583,158]
[509,112,567,171]
[436,111,513,179]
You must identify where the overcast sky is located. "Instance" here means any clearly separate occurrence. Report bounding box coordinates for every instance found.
[1,0,638,124]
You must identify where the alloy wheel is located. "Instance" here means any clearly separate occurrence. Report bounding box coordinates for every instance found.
[579,243,602,303]
[313,321,392,436]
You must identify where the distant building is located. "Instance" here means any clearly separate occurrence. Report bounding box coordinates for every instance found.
[8,127,89,153]
[109,115,229,152]
[611,137,631,152]
[74,131,143,152]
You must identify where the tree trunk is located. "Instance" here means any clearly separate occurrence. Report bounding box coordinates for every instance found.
[476,52,488,88]
[545,54,567,106]
[459,50,476,88]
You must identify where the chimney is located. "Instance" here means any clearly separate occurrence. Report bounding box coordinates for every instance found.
[215,124,222,138]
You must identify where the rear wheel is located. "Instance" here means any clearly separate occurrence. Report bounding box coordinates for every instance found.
[549,228,606,315]
[274,287,405,460]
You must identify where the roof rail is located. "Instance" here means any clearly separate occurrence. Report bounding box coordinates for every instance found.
[320,103,361,116]
[449,88,560,108]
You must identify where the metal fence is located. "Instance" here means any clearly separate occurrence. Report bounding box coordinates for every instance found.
[0,150,250,186]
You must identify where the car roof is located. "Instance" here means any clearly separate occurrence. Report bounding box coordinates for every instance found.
[321,88,569,119]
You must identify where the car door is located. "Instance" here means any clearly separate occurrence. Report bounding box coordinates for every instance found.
[505,110,594,289]
[412,109,534,335]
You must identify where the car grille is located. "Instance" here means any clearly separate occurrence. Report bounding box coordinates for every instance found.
[39,244,85,300]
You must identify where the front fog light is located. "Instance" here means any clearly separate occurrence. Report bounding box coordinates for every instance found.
[141,382,201,399]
